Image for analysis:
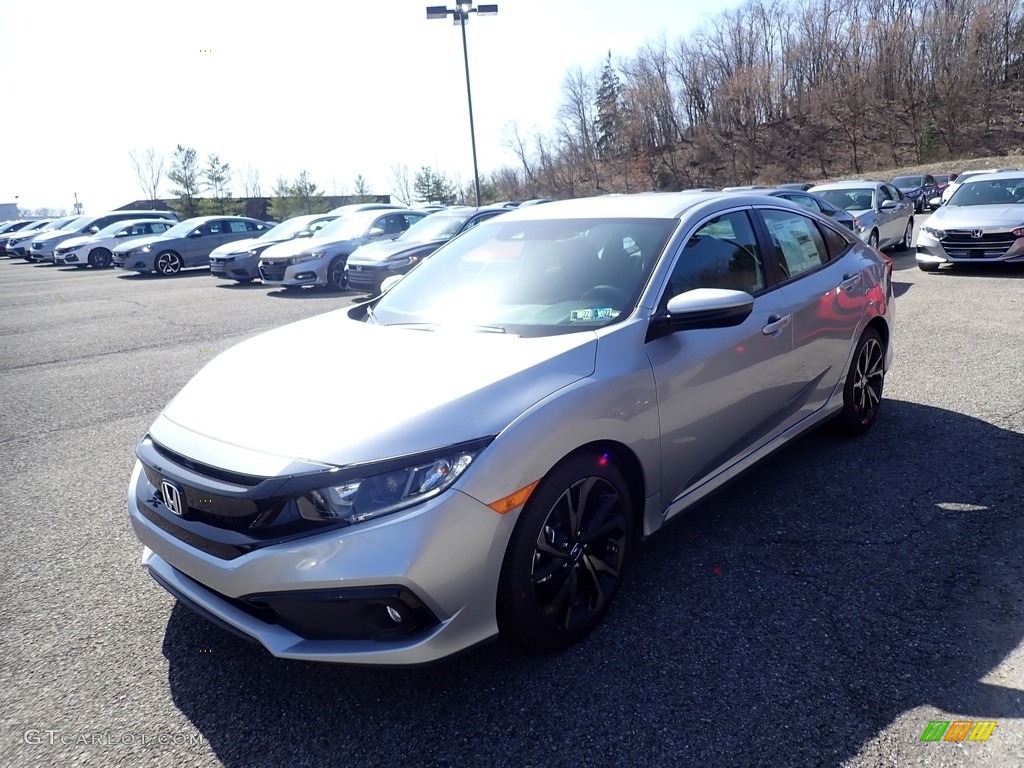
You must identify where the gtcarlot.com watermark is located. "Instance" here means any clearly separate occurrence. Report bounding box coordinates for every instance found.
[23,729,206,748]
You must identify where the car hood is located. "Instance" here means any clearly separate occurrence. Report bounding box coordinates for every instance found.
[57,234,95,250]
[348,238,441,264]
[931,205,1024,228]
[261,235,365,262]
[210,237,262,259]
[157,310,597,467]
[113,232,174,253]
[31,229,76,244]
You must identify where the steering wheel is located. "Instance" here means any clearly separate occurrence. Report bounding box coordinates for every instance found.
[581,285,630,306]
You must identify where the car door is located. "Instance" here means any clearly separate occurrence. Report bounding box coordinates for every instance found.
[757,207,868,422]
[183,221,217,265]
[645,209,799,510]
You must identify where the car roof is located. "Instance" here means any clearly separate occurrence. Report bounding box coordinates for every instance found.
[811,180,885,190]
[956,172,1024,184]
[484,191,784,221]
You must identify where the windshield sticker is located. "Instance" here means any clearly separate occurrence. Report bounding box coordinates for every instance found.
[570,308,618,321]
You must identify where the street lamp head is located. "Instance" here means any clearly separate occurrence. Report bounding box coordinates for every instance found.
[456,0,473,10]
[425,5,449,19]
[477,4,498,14]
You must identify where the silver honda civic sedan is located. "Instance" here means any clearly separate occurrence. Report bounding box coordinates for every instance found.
[127,192,894,665]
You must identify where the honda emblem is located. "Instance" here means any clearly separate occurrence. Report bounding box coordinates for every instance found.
[971,229,984,238]
[161,480,185,516]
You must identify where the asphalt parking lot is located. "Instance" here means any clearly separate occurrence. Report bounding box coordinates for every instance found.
[2,228,1023,767]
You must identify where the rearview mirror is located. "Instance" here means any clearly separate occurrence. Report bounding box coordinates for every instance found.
[647,288,754,341]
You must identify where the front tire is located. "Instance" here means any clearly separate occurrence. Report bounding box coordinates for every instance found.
[497,452,633,651]
[327,257,347,291]
[918,261,941,272]
[867,230,879,250]
[836,328,886,435]
[88,247,113,268]
[155,251,183,276]
[894,218,913,252]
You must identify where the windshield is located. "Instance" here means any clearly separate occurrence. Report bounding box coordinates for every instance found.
[934,175,951,184]
[311,211,380,241]
[46,216,88,232]
[946,177,1024,206]
[371,217,677,337]
[891,176,922,187]
[160,218,209,238]
[396,212,473,243]
[259,215,337,241]
[815,189,875,212]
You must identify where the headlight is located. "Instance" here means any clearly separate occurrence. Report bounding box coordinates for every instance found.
[296,442,488,525]
[921,226,946,239]
[386,255,420,269]
[141,244,152,253]
[288,252,323,265]
[246,249,259,257]
[1013,227,1024,237]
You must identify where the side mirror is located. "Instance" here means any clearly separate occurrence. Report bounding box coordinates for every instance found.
[368,227,386,238]
[189,229,204,238]
[380,274,405,293]
[880,199,898,210]
[114,230,129,237]
[929,197,942,208]
[647,288,754,341]
[295,230,314,238]
[88,226,100,234]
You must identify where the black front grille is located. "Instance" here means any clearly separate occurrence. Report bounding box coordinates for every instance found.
[112,252,127,266]
[209,260,225,275]
[260,262,288,281]
[939,231,1016,258]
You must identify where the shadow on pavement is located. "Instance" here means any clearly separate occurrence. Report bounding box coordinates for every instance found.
[265,287,352,300]
[116,270,212,280]
[162,400,1024,767]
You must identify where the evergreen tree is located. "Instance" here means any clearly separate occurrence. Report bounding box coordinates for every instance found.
[594,51,622,159]
[201,153,232,214]
[166,145,201,219]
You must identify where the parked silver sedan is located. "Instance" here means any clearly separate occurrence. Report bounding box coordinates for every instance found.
[126,192,894,665]
[810,180,915,251]
[917,172,1024,271]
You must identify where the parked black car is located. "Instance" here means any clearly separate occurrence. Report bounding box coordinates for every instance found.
[891,174,939,213]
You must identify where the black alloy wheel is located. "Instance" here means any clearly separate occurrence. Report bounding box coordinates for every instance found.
[498,453,632,650]
[327,257,347,291]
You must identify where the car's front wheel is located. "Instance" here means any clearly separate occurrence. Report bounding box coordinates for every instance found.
[327,257,347,291]
[867,230,879,250]
[894,218,913,251]
[497,452,633,651]
[155,251,183,276]
[88,248,112,268]
[836,327,886,435]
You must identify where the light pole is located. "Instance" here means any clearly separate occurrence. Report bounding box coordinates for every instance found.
[425,2,498,207]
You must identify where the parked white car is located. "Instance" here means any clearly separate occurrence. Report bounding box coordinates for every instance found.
[54,219,176,268]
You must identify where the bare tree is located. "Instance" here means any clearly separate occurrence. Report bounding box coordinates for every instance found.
[129,147,165,205]
[238,165,262,197]
[387,163,414,205]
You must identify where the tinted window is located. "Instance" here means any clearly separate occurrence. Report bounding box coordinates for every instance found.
[227,221,250,233]
[150,222,171,233]
[401,213,426,229]
[761,210,829,278]
[663,211,765,302]
[782,193,824,214]
[820,224,853,260]
[202,221,226,235]
[243,221,263,232]
[377,215,406,236]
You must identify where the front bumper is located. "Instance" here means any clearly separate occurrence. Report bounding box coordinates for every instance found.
[114,252,154,271]
[346,263,392,293]
[127,460,513,664]
[916,231,1024,264]
[210,256,259,281]
[259,258,328,287]
[54,249,84,265]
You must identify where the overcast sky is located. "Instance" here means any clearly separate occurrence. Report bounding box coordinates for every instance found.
[1,0,739,213]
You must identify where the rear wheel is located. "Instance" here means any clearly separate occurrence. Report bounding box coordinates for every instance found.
[497,452,633,651]
[155,251,183,276]
[867,230,879,250]
[836,328,886,435]
[88,247,112,268]
[918,261,941,272]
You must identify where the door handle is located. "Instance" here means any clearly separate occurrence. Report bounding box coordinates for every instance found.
[839,273,861,291]
[762,314,792,335]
